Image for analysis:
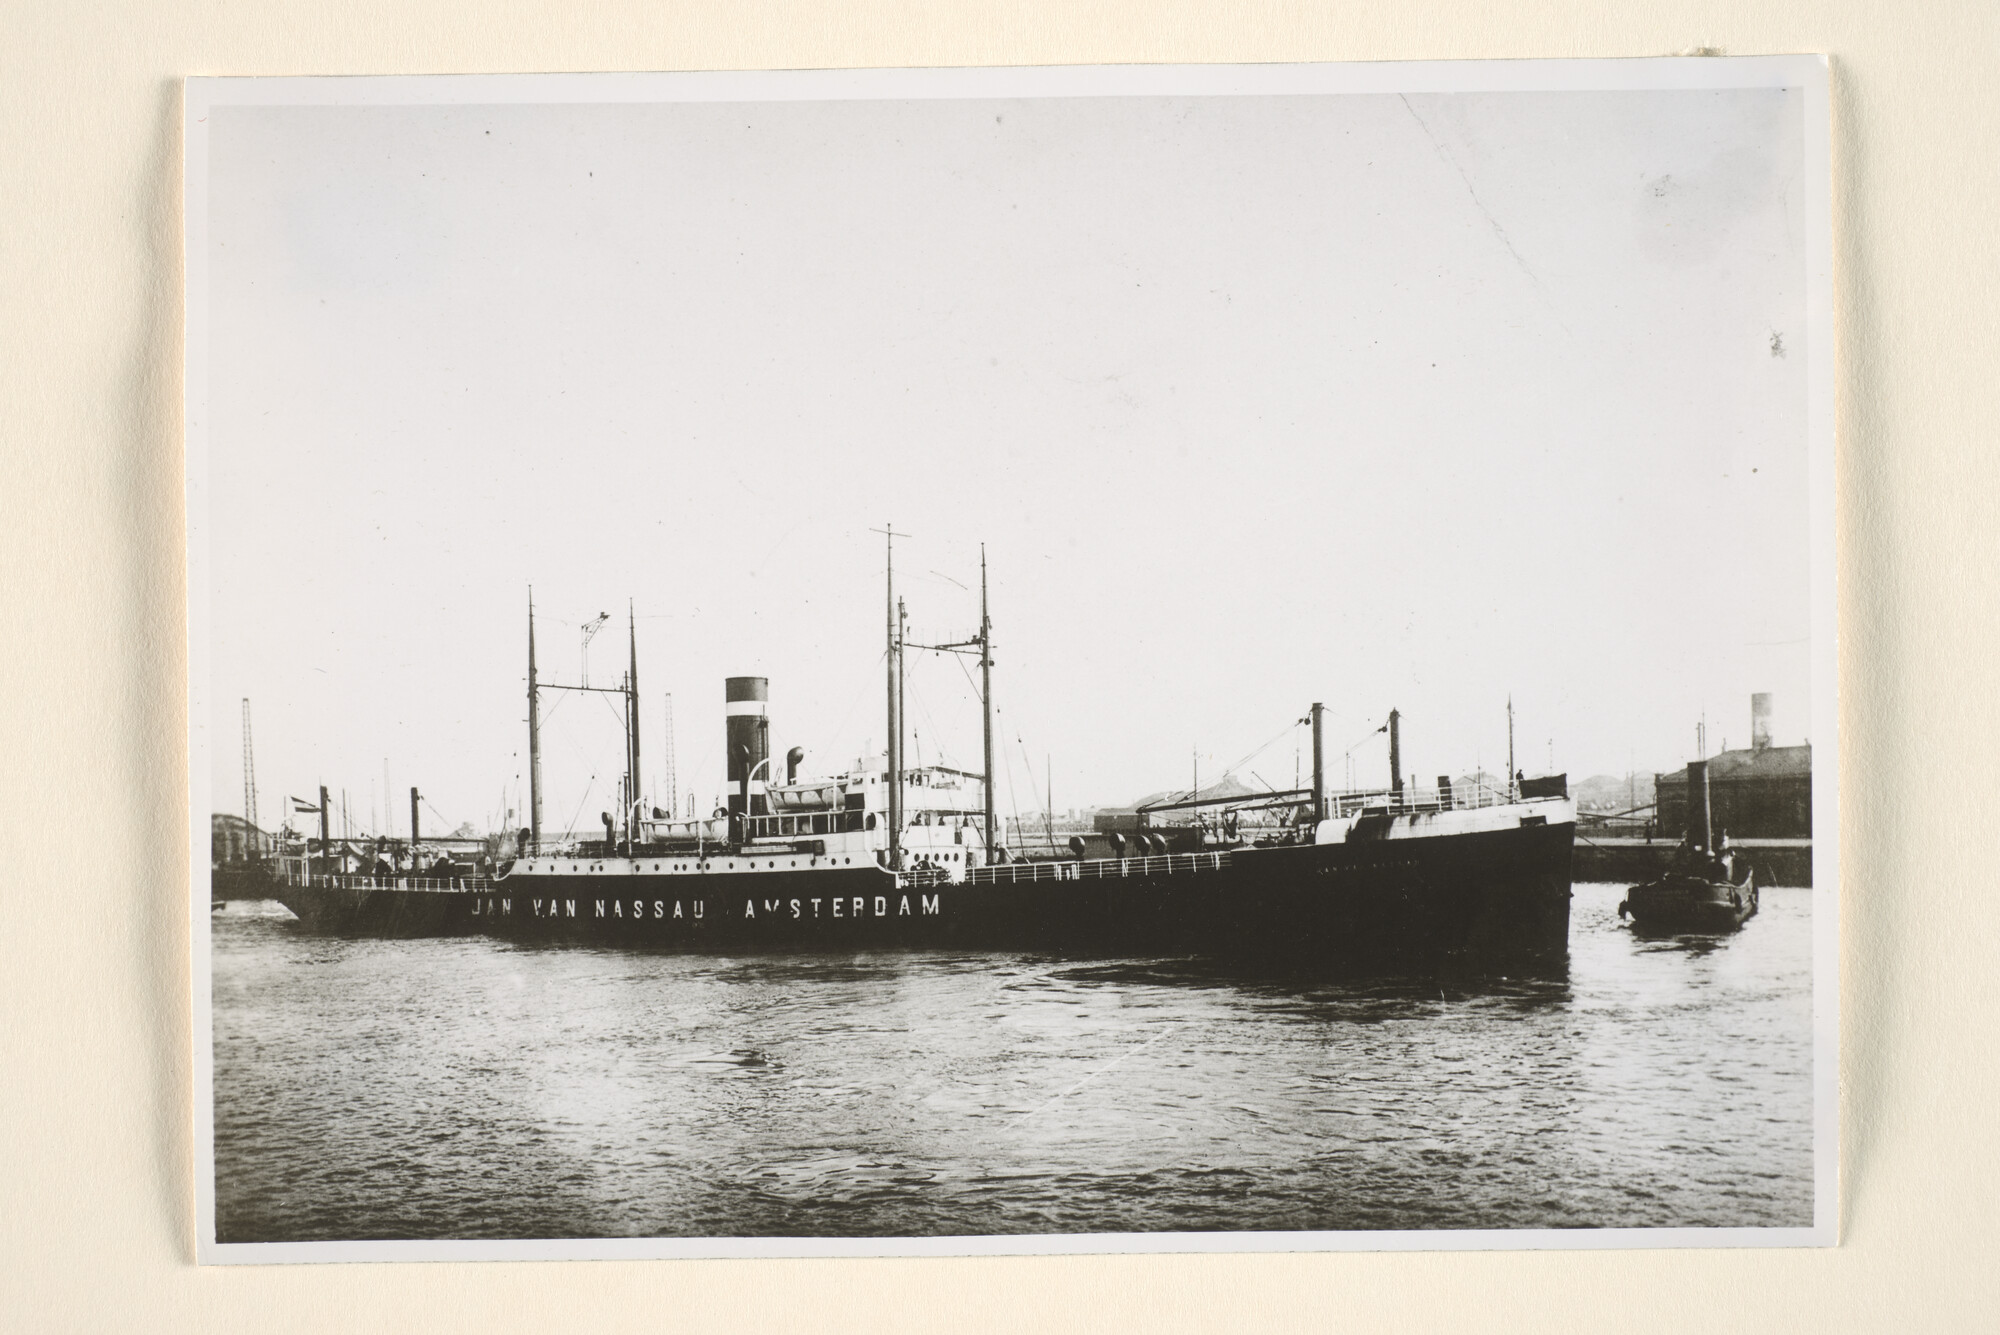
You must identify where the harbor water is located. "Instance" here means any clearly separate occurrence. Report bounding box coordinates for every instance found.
[210,883,1814,1241]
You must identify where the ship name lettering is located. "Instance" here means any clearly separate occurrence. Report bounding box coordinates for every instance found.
[631,900,643,919]
[500,899,511,914]
[614,900,623,917]
[692,900,704,919]
[832,897,843,917]
[565,900,576,918]
[653,900,663,919]
[744,899,756,918]
[673,901,684,919]
[852,897,864,917]
[763,900,780,915]
[921,894,940,915]
[874,896,886,917]
[790,899,801,918]
[595,899,607,918]
[811,898,822,917]
[898,895,911,916]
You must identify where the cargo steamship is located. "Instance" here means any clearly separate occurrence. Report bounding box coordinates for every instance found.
[276,544,1576,962]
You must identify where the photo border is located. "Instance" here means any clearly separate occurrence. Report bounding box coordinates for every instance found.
[185,53,1836,1264]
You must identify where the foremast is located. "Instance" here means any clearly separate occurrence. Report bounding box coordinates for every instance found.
[979,546,996,863]
[527,588,543,851]
[875,524,906,873]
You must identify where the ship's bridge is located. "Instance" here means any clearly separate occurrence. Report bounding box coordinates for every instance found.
[742,764,984,843]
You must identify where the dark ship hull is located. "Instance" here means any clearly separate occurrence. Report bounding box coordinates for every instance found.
[273,875,484,937]
[273,814,1573,963]
[271,560,1574,965]
[1619,867,1758,933]
[210,863,284,902]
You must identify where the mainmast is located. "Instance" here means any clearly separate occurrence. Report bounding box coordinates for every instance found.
[1506,694,1516,797]
[897,594,909,870]
[627,601,641,841]
[876,525,905,872]
[527,588,543,851]
[979,546,996,861]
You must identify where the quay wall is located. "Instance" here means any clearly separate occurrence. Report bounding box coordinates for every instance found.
[1576,838,1813,887]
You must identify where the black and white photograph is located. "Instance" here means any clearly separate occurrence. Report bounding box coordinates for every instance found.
[186,58,1836,1260]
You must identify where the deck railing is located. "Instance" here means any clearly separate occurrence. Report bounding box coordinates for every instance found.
[304,874,495,895]
[967,851,1231,886]
[1323,779,1531,820]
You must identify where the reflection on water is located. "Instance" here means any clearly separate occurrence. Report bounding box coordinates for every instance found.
[210,884,1813,1240]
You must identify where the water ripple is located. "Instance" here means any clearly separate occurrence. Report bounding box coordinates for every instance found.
[209,884,1813,1240]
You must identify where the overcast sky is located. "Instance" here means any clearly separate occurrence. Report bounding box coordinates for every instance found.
[198,84,1810,838]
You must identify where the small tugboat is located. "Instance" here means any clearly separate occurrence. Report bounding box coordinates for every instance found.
[1619,758,1758,931]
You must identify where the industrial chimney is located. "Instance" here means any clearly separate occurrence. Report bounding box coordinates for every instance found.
[725,677,771,825]
[1751,693,1773,752]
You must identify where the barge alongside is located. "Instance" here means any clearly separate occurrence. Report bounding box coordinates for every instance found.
[277,547,1576,964]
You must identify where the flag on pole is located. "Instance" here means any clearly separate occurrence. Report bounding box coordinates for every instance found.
[289,796,321,813]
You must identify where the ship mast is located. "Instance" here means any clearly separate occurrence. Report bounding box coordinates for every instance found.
[1506,694,1515,797]
[527,587,543,852]
[875,525,905,873]
[1309,702,1326,822]
[241,698,258,840]
[980,546,996,862]
[627,601,641,848]
[897,594,908,870]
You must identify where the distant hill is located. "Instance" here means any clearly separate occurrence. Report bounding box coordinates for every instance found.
[1574,772,1655,814]
[1127,773,1264,810]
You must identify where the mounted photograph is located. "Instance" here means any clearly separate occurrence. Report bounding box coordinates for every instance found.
[185,57,1836,1260]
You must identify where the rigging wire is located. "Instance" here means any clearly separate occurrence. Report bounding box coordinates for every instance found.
[1015,731,1049,848]
[1339,722,1390,761]
[998,727,1026,855]
[1167,718,1303,803]
[559,777,597,846]
[810,650,886,772]
[596,688,628,730]
[904,673,959,773]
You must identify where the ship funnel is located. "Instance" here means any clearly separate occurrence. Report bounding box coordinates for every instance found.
[786,746,805,784]
[1751,693,1773,751]
[1685,759,1712,853]
[725,677,770,821]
